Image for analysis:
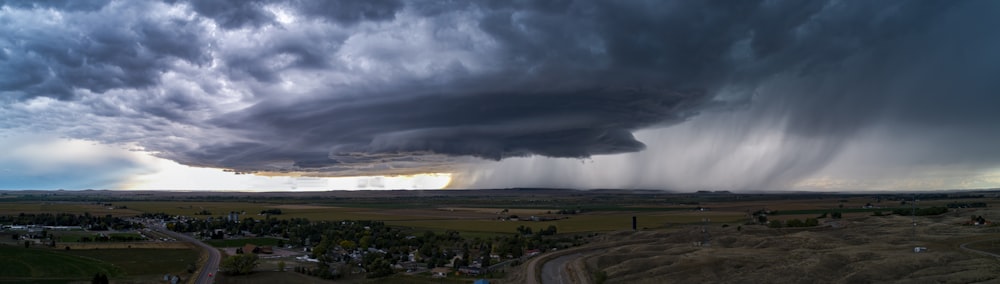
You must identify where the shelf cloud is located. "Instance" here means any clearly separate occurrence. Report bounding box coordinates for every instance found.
[1,0,998,190]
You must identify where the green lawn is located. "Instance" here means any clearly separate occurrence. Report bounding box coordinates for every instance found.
[205,237,283,248]
[0,245,121,282]
[55,231,95,242]
[63,248,199,276]
[0,245,199,283]
[56,232,145,242]
[370,273,484,284]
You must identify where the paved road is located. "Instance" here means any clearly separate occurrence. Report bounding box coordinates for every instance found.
[155,226,220,284]
[960,239,1000,258]
[542,253,582,284]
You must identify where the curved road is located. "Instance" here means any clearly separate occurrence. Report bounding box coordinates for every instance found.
[155,226,220,284]
[960,239,1000,259]
[528,236,661,284]
[542,253,583,284]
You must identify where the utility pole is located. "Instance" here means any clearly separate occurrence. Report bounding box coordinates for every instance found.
[912,194,917,240]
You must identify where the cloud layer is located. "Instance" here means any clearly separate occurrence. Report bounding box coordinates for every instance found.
[1,0,999,190]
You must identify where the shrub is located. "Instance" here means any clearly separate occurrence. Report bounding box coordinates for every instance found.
[804,218,819,227]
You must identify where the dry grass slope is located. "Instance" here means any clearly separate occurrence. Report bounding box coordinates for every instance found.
[571,213,1000,284]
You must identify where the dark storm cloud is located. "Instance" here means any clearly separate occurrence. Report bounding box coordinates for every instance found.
[292,0,403,25]
[190,87,705,171]
[187,0,274,29]
[0,1,212,100]
[2,0,999,187]
[0,0,111,12]
[183,0,403,30]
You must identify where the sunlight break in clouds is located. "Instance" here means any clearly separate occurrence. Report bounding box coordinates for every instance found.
[124,154,453,191]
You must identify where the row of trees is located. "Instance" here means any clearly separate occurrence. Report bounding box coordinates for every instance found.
[0,213,140,230]
[516,225,557,236]
[260,209,282,215]
[769,218,820,228]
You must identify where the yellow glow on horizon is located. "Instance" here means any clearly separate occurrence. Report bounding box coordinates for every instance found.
[122,151,452,191]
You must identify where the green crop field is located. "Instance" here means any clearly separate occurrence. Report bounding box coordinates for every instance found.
[63,248,199,276]
[371,273,478,284]
[119,201,749,235]
[0,202,139,217]
[0,245,121,282]
[55,231,96,242]
[277,208,436,221]
[386,212,747,235]
[205,237,283,248]
[120,201,434,221]
[0,245,198,283]
[120,201,272,218]
[56,232,145,242]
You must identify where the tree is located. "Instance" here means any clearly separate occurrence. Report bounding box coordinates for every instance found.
[804,218,819,227]
[278,261,286,272]
[221,253,259,275]
[359,236,372,249]
[541,225,557,236]
[832,212,843,219]
[91,273,109,284]
[24,240,29,248]
[339,240,356,250]
[757,215,768,224]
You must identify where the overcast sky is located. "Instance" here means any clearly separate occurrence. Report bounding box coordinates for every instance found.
[1,0,998,191]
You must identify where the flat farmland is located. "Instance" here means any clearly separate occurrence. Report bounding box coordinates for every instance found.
[120,201,279,218]
[117,200,864,235]
[0,202,140,216]
[0,245,199,283]
[63,248,199,276]
[116,201,751,235]
[386,211,747,234]
[120,201,443,221]
[0,245,121,282]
